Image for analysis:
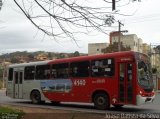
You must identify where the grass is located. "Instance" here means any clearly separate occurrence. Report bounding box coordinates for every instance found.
[0,106,24,119]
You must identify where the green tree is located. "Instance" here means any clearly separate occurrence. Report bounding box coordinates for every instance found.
[152,68,157,74]
[10,57,19,63]
[28,54,34,59]
[73,51,80,57]
[48,52,53,60]
[102,42,131,53]
[58,53,65,59]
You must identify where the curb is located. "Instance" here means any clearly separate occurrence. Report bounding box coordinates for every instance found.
[0,88,6,90]
[156,91,160,94]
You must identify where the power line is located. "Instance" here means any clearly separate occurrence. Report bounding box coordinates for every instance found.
[123,14,160,24]
[0,0,2,10]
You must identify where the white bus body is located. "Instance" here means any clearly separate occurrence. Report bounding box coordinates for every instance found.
[6,61,51,102]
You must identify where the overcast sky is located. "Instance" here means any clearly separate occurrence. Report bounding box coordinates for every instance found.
[0,0,160,54]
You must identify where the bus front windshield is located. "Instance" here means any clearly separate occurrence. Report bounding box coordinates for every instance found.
[137,60,153,88]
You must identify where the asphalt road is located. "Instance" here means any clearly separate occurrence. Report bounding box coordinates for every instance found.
[0,89,160,114]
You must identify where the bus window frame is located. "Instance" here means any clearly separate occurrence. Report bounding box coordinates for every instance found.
[70,61,90,78]
[24,66,35,80]
[91,58,115,78]
[35,64,51,80]
[8,68,13,81]
[51,63,69,79]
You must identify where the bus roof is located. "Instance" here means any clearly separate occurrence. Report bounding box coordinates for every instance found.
[48,51,139,64]
[8,60,52,68]
[8,51,144,68]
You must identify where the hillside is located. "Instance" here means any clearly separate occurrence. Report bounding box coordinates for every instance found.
[0,51,87,64]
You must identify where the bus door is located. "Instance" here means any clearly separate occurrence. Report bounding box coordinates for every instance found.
[14,68,23,99]
[118,63,133,104]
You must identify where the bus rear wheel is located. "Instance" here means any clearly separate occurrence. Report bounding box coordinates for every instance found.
[93,93,110,110]
[31,90,41,104]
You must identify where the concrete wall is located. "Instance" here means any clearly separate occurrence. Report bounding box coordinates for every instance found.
[111,34,143,53]
[88,43,109,55]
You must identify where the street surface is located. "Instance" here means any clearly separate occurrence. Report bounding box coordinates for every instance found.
[0,89,160,114]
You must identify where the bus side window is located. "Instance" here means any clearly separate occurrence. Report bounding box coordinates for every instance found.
[70,61,89,77]
[120,64,125,81]
[20,72,23,84]
[51,66,57,78]
[36,65,50,80]
[127,64,132,81]
[24,66,35,80]
[8,68,13,81]
[91,58,114,77]
[51,63,69,79]
[15,71,18,84]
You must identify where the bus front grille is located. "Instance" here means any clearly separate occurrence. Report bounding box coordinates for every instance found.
[144,88,152,93]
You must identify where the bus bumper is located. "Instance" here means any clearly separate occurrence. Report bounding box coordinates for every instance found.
[136,95,155,105]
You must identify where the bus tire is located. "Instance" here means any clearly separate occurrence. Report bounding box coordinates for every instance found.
[31,90,41,104]
[51,101,60,105]
[113,104,124,108]
[93,93,110,110]
[40,101,45,104]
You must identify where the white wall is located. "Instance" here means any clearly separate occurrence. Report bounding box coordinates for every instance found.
[88,43,109,55]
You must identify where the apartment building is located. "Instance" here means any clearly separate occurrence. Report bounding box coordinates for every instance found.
[88,43,109,55]
[88,32,159,69]
[110,32,143,53]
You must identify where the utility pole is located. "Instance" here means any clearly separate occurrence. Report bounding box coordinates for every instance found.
[0,0,2,10]
[2,65,5,89]
[118,21,128,51]
[112,0,116,11]
[118,21,123,51]
[112,0,141,11]
[2,59,6,89]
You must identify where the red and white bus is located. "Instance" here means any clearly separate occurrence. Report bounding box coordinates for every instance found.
[6,51,155,109]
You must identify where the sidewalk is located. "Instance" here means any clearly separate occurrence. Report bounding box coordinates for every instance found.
[0,88,6,93]
[156,90,160,94]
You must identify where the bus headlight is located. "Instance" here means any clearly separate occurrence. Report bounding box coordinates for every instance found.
[140,91,142,94]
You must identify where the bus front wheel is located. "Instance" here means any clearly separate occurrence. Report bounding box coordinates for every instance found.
[113,104,124,108]
[93,93,110,110]
[51,101,60,105]
[31,90,41,104]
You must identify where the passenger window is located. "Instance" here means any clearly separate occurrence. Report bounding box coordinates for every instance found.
[127,64,132,81]
[120,63,125,81]
[24,66,35,80]
[15,71,18,84]
[70,61,90,77]
[91,58,114,77]
[20,72,23,84]
[8,68,13,81]
[51,63,69,78]
[36,65,50,80]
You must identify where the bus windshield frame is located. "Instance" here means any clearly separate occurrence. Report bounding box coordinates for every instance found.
[135,53,154,89]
